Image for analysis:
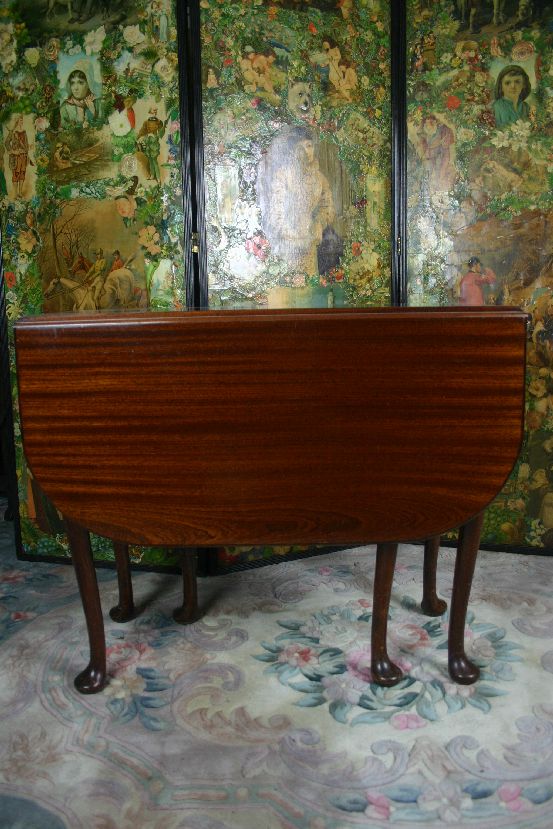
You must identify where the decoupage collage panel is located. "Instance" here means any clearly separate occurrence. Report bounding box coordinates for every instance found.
[200,0,392,311]
[0,0,186,565]
[407,0,553,551]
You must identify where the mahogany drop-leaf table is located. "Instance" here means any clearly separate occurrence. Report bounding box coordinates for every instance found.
[14,307,527,694]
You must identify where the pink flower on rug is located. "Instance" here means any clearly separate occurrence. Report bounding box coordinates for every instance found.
[365,791,391,820]
[321,674,366,704]
[390,623,431,651]
[1,570,26,584]
[442,622,474,640]
[278,643,317,668]
[318,566,332,575]
[469,636,495,660]
[498,783,532,812]
[347,646,372,681]
[107,641,154,671]
[347,647,412,681]
[11,610,36,621]
[444,680,475,699]
[390,712,427,730]
[104,674,146,701]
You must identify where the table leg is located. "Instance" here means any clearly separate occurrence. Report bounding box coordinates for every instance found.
[448,513,484,685]
[371,542,403,686]
[173,550,202,624]
[421,535,447,616]
[109,541,136,622]
[65,518,107,693]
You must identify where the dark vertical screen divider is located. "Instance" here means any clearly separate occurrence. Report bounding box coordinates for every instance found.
[176,0,197,310]
[185,0,209,309]
[391,0,407,307]
[0,230,21,545]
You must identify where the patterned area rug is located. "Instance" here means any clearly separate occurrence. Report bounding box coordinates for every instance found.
[1,516,553,829]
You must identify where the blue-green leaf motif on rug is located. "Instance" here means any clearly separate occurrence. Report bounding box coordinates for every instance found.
[253,601,521,725]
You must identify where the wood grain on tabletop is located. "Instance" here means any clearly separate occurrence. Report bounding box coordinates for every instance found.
[15,307,527,547]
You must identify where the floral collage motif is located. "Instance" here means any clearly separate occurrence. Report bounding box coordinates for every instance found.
[0,0,186,566]
[200,0,391,309]
[407,1,553,550]
[3,0,551,566]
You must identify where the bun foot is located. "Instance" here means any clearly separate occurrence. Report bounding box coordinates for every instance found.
[371,657,404,687]
[421,596,447,617]
[109,604,137,623]
[173,605,202,625]
[448,654,480,685]
[74,663,107,694]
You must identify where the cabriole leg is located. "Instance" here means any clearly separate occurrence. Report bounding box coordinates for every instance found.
[448,513,484,685]
[109,541,136,622]
[421,535,447,616]
[371,542,403,686]
[65,518,107,693]
[173,550,202,624]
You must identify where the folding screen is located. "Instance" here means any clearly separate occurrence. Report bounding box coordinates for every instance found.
[197,0,392,311]
[0,0,190,566]
[2,0,552,567]
[406,0,553,553]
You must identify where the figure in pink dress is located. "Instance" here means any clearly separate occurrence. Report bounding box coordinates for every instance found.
[459,256,496,305]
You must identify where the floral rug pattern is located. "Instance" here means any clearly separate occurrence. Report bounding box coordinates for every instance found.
[1,516,553,828]
[255,602,521,727]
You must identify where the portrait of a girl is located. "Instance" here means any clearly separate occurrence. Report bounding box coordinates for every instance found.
[493,64,531,128]
[60,68,100,128]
